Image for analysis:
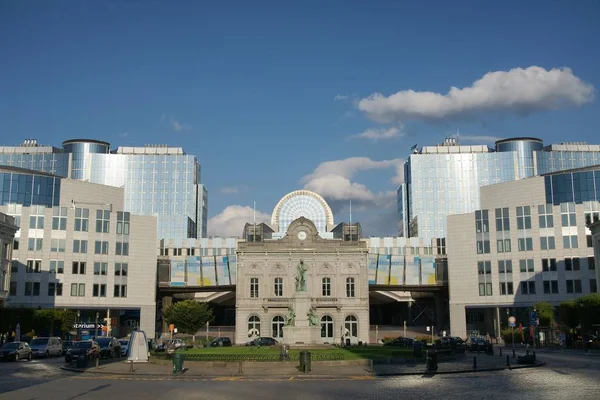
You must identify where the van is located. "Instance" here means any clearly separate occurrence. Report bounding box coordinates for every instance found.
[30,337,63,357]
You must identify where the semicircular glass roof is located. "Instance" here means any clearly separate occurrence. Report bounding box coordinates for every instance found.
[272,191,333,233]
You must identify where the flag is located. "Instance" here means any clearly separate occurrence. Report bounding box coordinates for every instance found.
[410,144,418,152]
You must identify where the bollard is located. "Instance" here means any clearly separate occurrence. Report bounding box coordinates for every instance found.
[506,355,510,367]
[95,357,99,369]
[499,348,502,357]
[238,361,243,374]
[473,356,477,370]
[129,360,134,373]
[512,348,516,358]
[369,359,374,373]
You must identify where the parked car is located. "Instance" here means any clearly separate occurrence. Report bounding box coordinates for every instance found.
[440,336,465,349]
[465,337,488,352]
[209,337,232,347]
[62,340,73,354]
[162,339,186,353]
[30,337,63,358]
[0,342,32,362]
[95,337,122,359]
[119,339,129,356]
[245,337,278,347]
[385,337,415,347]
[65,340,100,363]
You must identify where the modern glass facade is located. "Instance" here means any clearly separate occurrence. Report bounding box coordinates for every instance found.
[544,167,600,205]
[402,137,600,240]
[0,167,61,207]
[0,139,207,243]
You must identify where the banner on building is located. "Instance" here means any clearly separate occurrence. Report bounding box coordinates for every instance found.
[170,259,186,287]
[228,255,237,285]
[216,256,231,286]
[201,256,216,286]
[186,256,202,286]
[376,254,390,284]
[405,256,420,285]
[420,256,436,284]
[367,254,378,285]
[389,255,404,285]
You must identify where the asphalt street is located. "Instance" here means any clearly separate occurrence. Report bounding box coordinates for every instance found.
[2,351,599,400]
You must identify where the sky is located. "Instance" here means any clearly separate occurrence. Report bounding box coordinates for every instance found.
[1,0,599,237]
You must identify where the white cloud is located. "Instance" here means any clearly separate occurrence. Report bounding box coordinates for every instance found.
[171,117,192,132]
[219,185,248,194]
[119,132,129,138]
[301,157,404,212]
[349,126,403,141]
[458,135,502,143]
[208,205,271,237]
[358,66,596,123]
[334,94,350,101]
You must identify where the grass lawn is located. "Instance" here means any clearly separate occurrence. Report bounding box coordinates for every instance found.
[182,345,413,361]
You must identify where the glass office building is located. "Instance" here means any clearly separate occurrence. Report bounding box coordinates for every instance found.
[0,139,207,243]
[401,137,600,240]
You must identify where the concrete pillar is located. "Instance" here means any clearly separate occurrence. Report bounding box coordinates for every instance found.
[140,305,156,339]
[434,293,445,330]
[449,303,467,338]
[161,296,173,334]
[407,300,413,324]
[495,307,502,342]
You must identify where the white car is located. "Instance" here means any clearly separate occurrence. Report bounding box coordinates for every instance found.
[30,337,62,358]
[119,339,129,356]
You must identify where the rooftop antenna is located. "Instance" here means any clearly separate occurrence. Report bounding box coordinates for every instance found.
[456,128,460,144]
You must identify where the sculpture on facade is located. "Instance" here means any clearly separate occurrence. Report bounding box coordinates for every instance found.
[295,259,308,292]
[284,307,296,327]
[307,306,319,327]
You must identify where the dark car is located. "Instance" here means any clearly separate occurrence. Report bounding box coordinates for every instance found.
[441,336,465,349]
[65,340,100,363]
[465,337,488,352]
[385,337,415,347]
[245,337,278,347]
[62,340,73,354]
[209,337,232,347]
[0,342,32,362]
[95,337,122,359]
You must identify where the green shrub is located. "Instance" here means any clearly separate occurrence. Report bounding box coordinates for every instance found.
[415,335,433,343]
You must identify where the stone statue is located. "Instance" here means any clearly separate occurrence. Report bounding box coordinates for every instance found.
[284,307,296,327]
[295,260,308,292]
[307,306,318,327]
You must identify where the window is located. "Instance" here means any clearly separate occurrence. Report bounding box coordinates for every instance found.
[498,260,513,295]
[13,239,19,250]
[50,239,66,252]
[566,279,583,294]
[478,261,492,296]
[29,206,45,229]
[477,240,491,254]
[74,208,89,232]
[475,210,489,233]
[591,279,598,293]
[48,282,63,296]
[516,206,532,230]
[498,260,513,274]
[345,315,358,337]
[560,202,577,227]
[94,241,109,254]
[187,248,195,256]
[564,258,580,271]
[272,316,284,338]
[521,281,536,295]
[436,238,446,255]
[115,242,129,256]
[26,260,41,273]
[495,208,510,231]
[563,235,578,249]
[52,206,67,230]
[250,278,259,298]
[94,262,107,276]
[540,236,556,250]
[589,257,596,271]
[71,283,85,297]
[93,284,107,297]
[115,263,128,276]
[27,238,43,251]
[274,277,283,297]
[500,282,514,295]
[538,204,554,228]
[72,261,86,275]
[248,315,260,337]
[518,238,533,251]
[11,260,18,273]
[96,209,110,233]
[116,212,130,235]
[497,239,511,253]
[543,280,559,294]
[584,202,600,226]
[542,258,557,272]
[588,235,594,248]
[73,240,88,254]
[519,259,534,273]
[172,248,182,256]
[49,260,64,274]
[322,277,331,296]
[24,282,40,296]
[114,284,127,298]
[9,282,17,296]
[321,315,334,338]
[346,277,355,297]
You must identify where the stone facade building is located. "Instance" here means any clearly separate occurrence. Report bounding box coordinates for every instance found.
[0,212,18,307]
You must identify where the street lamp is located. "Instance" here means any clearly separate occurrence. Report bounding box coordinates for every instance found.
[95,312,99,338]
[77,311,81,340]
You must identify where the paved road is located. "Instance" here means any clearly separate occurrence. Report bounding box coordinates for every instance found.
[2,351,599,400]
[0,355,68,395]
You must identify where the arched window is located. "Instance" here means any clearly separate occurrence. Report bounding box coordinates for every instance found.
[345,315,358,338]
[321,315,334,338]
[247,315,260,337]
[272,316,284,338]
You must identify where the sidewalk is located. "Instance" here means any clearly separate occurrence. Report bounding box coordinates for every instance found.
[500,345,600,357]
[61,349,544,378]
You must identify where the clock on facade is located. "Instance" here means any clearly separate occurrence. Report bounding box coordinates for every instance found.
[297,231,307,240]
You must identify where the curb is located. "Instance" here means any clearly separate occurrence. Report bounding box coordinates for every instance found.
[60,362,546,379]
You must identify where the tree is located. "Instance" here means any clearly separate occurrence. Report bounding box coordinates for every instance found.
[163,300,213,336]
[531,302,555,327]
[558,300,580,333]
[576,294,600,332]
[56,310,77,334]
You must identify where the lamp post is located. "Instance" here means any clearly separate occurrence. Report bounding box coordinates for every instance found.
[77,311,81,340]
[95,312,99,338]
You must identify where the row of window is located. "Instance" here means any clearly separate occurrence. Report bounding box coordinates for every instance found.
[10,282,128,298]
[22,208,130,235]
[248,277,356,298]
[480,257,595,275]
[477,234,593,254]
[14,260,128,276]
[15,239,130,255]
[480,278,597,297]
[247,315,359,339]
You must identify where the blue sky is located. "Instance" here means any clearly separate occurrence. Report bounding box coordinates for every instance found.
[1,0,599,236]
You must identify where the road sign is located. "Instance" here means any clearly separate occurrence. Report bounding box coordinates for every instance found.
[529,311,538,326]
[508,316,516,324]
[73,323,104,329]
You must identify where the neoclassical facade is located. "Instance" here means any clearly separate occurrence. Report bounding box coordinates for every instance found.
[235,191,369,345]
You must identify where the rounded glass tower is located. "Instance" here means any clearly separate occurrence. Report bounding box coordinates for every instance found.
[495,137,544,179]
[271,190,334,234]
[62,139,110,180]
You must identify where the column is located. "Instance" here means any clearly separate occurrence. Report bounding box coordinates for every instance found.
[161,296,173,334]
[140,305,157,339]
